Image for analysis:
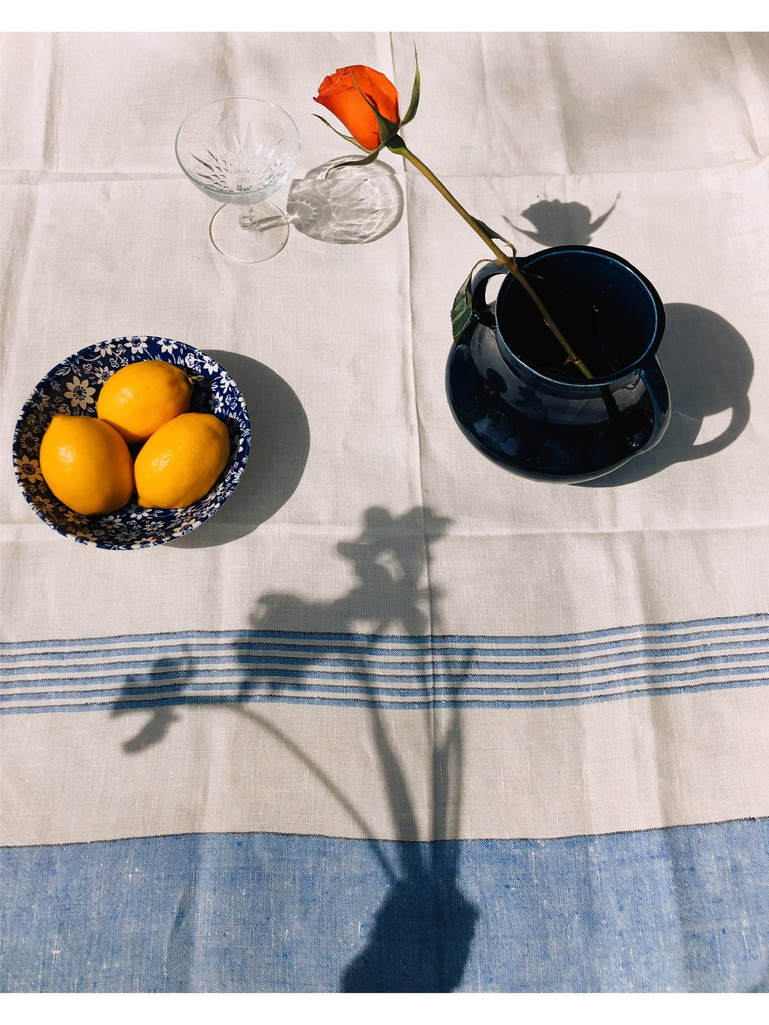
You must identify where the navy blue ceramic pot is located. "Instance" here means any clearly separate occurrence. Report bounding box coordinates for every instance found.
[446,245,671,482]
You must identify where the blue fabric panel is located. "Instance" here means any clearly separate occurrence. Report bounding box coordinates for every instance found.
[2,818,768,992]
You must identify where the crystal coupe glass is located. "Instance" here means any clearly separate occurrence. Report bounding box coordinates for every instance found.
[176,96,301,263]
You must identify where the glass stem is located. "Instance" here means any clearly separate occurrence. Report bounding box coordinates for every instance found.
[239,206,258,230]
[387,138,594,379]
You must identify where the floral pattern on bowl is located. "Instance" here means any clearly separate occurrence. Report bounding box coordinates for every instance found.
[13,337,251,549]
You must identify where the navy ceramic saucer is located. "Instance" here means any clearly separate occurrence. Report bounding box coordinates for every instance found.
[446,323,655,484]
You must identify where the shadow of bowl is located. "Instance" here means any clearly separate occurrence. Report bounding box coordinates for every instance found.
[286,158,403,245]
[578,302,753,487]
[171,351,310,546]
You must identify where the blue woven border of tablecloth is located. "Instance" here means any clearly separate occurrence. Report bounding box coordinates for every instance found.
[1,818,768,992]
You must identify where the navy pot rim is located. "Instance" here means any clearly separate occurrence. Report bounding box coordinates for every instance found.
[495,244,666,389]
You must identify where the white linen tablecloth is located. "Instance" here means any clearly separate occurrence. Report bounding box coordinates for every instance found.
[1,31,768,992]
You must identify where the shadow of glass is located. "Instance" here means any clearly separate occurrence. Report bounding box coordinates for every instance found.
[505,194,620,247]
[111,505,480,992]
[170,351,310,547]
[578,303,753,487]
[339,675,478,993]
[110,657,192,751]
[252,506,449,635]
[339,842,479,992]
[114,706,180,752]
[250,506,479,992]
[286,158,403,244]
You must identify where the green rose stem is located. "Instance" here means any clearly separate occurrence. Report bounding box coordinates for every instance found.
[387,136,594,379]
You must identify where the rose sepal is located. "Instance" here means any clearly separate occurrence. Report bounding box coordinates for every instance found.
[312,113,374,153]
[326,148,386,171]
[399,48,421,127]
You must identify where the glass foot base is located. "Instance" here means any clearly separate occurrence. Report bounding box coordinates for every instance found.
[209,202,290,263]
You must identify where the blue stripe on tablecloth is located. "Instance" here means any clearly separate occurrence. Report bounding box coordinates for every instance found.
[1,614,768,713]
[1,818,767,992]
[4,613,769,651]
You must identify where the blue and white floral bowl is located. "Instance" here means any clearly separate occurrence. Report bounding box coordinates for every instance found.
[13,337,251,549]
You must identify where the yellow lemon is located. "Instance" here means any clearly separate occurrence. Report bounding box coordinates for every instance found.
[39,414,135,515]
[134,412,230,509]
[96,360,193,444]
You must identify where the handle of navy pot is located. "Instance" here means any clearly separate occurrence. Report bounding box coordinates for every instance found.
[469,262,511,329]
[638,358,672,447]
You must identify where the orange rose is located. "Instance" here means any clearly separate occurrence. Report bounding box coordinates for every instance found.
[314,65,400,151]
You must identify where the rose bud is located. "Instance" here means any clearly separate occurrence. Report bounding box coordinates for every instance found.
[314,65,400,151]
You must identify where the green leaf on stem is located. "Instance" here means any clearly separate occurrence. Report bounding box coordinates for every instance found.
[451,270,474,344]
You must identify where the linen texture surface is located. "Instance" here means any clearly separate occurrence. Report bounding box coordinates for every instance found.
[1,32,768,992]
